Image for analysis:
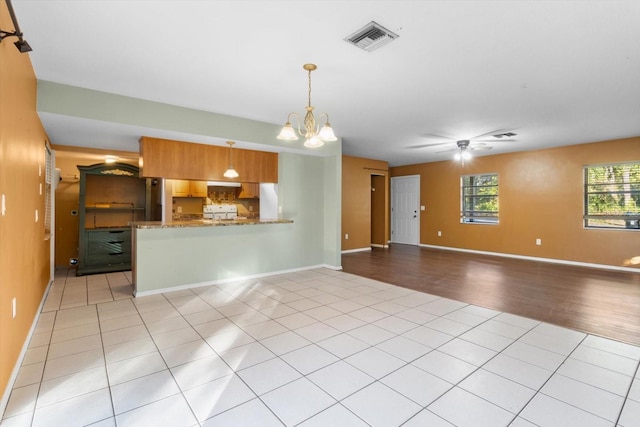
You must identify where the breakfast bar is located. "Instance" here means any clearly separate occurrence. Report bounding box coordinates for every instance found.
[131,218,295,296]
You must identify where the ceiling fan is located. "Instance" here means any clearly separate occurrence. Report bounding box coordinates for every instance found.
[408,129,517,165]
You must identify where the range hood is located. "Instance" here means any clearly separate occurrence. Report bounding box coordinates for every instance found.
[207,181,241,187]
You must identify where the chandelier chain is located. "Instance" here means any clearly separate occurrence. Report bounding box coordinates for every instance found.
[307,69,312,108]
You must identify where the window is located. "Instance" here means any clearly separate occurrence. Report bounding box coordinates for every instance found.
[44,143,53,236]
[461,173,499,224]
[584,162,640,229]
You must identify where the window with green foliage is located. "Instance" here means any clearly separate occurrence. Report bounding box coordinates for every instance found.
[461,173,499,224]
[584,162,640,229]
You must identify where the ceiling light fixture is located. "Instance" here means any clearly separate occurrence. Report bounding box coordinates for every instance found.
[0,0,33,53]
[277,63,337,149]
[104,155,119,164]
[223,141,239,178]
[453,140,472,166]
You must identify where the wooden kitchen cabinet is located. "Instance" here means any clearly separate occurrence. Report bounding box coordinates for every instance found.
[77,163,148,276]
[171,180,207,197]
[237,182,259,199]
[140,136,278,183]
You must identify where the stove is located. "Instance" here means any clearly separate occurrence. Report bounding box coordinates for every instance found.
[203,204,238,220]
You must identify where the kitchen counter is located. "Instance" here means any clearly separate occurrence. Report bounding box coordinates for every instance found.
[132,218,293,229]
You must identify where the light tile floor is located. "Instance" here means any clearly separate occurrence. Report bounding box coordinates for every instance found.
[2,268,639,427]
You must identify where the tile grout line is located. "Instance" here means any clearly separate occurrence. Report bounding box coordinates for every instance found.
[5,268,640,426]
[614,356,640,427]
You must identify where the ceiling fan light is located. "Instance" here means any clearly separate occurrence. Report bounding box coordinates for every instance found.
[462,151,472,160]
[318,123,337,142]
[277,122,299,140]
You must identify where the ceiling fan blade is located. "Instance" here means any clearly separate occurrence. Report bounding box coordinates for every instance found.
[473,139,517,144]
[407,141,453,149]
[436,148,459,153]
[421,133,454,141]
[470,146,492,151]
[471,129,515,140]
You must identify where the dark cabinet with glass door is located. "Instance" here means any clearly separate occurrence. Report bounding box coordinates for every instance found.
[77,163,149,276]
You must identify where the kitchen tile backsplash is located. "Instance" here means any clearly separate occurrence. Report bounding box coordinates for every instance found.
[172,185,260,220]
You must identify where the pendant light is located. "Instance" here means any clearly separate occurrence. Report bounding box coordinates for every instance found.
[223,141,239,178]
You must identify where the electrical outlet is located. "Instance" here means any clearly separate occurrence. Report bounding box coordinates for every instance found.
[345,234,349,240]
[421,206,426,211]
[437,231,442,237]
[12,298,16,318]
[536,238,542,246]
[177,206,182,213]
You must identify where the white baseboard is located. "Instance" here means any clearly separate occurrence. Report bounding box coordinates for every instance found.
[419,244,640,274]
[1,279,54,417]
[371,244,389,248]
[341,247,372,254]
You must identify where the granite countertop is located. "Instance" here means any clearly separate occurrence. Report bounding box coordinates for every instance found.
[132,218,293,229]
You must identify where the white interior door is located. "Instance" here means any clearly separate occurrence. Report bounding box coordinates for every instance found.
[391,175,420,245]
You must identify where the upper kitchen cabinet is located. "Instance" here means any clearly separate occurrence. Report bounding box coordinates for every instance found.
[171,180,207,197]
[139,136,278,183]
[77,162,148,276]
[237,183,259,199]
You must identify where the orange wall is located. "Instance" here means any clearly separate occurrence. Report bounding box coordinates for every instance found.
[342,155,390,251]
[391,137,640,269]
[0,2,51,399]
[52,146,138,267]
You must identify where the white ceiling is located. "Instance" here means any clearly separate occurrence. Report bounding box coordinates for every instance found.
[10,0,640,166]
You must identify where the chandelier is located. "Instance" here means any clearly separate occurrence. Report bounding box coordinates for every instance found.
[277,64,337,148]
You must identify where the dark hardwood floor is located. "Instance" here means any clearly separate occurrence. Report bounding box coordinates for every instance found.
[341,245,640,346]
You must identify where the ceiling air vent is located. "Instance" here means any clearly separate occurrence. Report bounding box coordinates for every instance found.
[344,21,399,52]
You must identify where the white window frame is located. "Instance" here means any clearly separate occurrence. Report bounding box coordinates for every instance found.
[460,173,499,224]
[584,161,640,230]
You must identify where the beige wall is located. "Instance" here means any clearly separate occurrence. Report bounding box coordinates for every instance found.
[0,1,51,399]
[391,137,640,269]
[342,155,390,251]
